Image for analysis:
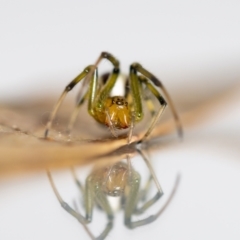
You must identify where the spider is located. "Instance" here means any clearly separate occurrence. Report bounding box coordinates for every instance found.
[44,52,182,142]
[47,149,180,240]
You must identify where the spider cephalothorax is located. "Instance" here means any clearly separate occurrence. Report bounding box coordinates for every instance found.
[92,162,129,197]
[95,96,131,129]
[45,52,182,141]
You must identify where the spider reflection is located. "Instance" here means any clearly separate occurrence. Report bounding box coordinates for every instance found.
[47,149,180,240]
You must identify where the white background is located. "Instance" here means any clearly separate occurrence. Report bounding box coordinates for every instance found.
[0,1,240,240]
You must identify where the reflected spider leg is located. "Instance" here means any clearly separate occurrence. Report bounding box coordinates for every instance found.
[133,148,157,205]
[124,148,180,229]
[133,148,163,214]
[47,171,90,225]
[86,174,114,240]
[135,175,153,204]
[130,63,183,142]
[47,171,114,240]
[86,177,114,240]
[124,149,162,228]
[71,167,84,195]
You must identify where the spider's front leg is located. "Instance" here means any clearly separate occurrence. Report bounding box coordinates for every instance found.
[67,52,121,137]
[130,63,183,142]
[44,65,96,138]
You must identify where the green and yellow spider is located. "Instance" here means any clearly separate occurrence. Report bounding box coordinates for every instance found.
[44,52,182,142]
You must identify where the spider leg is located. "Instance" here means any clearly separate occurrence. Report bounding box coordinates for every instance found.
[124,149,178,229]
[87,176,114,240]
[138,74,167,143]
[105,108,118,137]
[71,167,84,195]
[130,63,183,140]
[129,64,143,122]
[127,112,135,144]
[79,52,120,109]
[67,64,120,137]
[66,91,89,136]
[95,67,120,108]
[94,196,114,240]
[84,52,120,84]
[124,157,141,228]
[126,172,180,229]
[133,148,163,215]
[135,175,153,203]
[123,78,135,144]
[66,65,98,136]
[80,173,114,240]
[133,149,153,204]
[91,54,120,137]
[47,171,95,240]
[138,78,156,117]
[47,171,114,240]
[44,65,95,138]
[71,52,121,137]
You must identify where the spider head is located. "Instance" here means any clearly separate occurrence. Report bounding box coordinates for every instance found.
[102,162,128,197]
[105,96,131,129]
